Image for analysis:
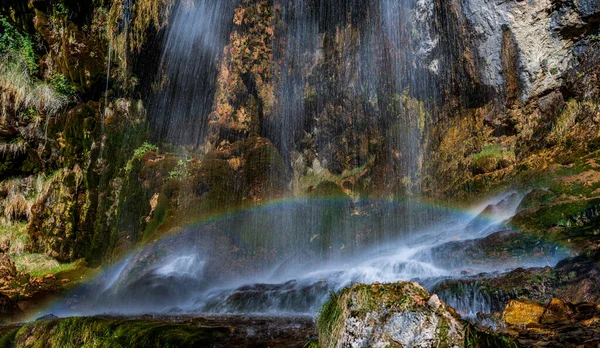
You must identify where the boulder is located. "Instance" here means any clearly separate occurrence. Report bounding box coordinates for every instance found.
[502,300,545,326]
[317,281,464,348]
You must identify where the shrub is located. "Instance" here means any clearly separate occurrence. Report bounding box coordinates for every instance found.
[0,54,70,118]
[0,15,37,74]
[49,73,77,97]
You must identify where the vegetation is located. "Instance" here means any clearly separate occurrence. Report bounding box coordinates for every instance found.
[49,74,76,97]
[12,253,83,278]
[0,16,37,74]
[125,142,159,172]
[471,145,515,175]
[0,54,70,118]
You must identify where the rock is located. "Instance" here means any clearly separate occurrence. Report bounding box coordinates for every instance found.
[501,300,600,346]
[503,300,545,326]
[317,282,464,348]
[540,298,573,325]
[516,189,557,212]
[36,313,58,321]
[0,254,16,279]
[0,293,22,323]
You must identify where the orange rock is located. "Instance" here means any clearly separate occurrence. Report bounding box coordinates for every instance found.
[540,298,573,325]
[502,300,545,326]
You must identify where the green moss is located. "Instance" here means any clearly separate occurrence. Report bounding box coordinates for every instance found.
[13,317,230,348]
[317,282,434,348]
[244,139,289,197]
[310,181,347,198]
[471,145,515,175]
[511,199,600,235]
[0,327,18,348]
[141,191,171,242]
[125,142,159,173]
[0,222,29,254]
[13,253,84,278]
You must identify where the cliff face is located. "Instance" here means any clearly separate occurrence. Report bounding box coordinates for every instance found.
[0,0,599,304]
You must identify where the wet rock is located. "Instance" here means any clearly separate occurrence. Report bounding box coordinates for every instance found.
[517,189,557,213]
[202,280,330,314]
[467,192,521,230]
[501,300,600,347]
[425,230,565,271]
[318,281,464,348]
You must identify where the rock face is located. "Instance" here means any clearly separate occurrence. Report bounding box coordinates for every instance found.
[0,254,16,279]
[318,282,465,348]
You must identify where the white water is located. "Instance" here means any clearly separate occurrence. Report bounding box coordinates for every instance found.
[47,191,568,318]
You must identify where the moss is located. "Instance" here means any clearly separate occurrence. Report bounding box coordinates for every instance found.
[511,198,600,237]
[13,317,230,348]
[471,145,515,175]
[0,327,18,348]
[243,137,289,200]
[0,222,29,254]
[141,190,171,242]
[13,253,86,278]
[310,181,347,198]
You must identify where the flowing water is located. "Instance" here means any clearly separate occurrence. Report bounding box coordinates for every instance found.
[48,192,568,319]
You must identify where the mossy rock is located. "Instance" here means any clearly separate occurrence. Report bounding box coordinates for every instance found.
[242,137,289,200]
[471,145,515,175]
[317,281,464,348]
[11,317,231,348]
[27,168,85,262]
[309,181,348,198]
[516,189,557,212]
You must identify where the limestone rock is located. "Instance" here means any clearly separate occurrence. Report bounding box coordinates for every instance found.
[318,281,464,348]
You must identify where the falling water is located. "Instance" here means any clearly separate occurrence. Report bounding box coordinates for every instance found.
[149,0,239,147]
[40,0,570,327]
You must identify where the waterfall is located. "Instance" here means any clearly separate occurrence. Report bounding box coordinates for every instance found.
[149,0,239,147]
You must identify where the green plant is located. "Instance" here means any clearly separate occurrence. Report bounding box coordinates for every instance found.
[169,159,191,179]
[125,142,159,173]
[0,15,37,74]
[134,142,158,158]
[13,253,83,278]
[588,33,600,41]
[51,2,71,19]
[49,73,76,97]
